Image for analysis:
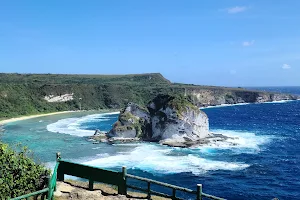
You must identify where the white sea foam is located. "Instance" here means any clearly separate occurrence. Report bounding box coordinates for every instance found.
[263,100,295,104]
[47,112,119,137]
[201,99,299,109]
[81,129,269,174]
[200,103,250,109]
[46,110,270,175]
[83,144,249,175]
[47,117,94,136]
[193,129,272,155]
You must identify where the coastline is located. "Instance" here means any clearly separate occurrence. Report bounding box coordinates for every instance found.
[0,109,120,126]
[0,111,76,125]
[1,99,298,126]
[2,99,297,126]
[200,99,299,109]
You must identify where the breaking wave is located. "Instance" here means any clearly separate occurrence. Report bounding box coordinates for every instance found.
[47,112,119,137]
[201,129,272,152]
[46,110,272,174]
[201,99,299,109]
[84,143,250,175]
[200,103,250,109]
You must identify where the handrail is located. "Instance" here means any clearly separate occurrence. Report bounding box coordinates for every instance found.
[126,174,225,200]
[47,161,59,199]
[202,192,226,200]
[12,153,226,200]
[59,159,118,173]
[126,174,195,193]
[10,188,49,200]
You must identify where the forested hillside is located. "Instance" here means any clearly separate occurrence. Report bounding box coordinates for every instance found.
[0,73,297,119]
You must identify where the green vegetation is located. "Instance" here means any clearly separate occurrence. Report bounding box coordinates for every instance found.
[168,95,200,116]
[0,142,50,198]
[0,72,285,119]
[135,118,144,138]
[0,73,173,119]
[115,105,147,137]
[119,111,139,124]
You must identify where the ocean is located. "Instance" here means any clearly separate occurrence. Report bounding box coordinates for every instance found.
[1,87,300,199]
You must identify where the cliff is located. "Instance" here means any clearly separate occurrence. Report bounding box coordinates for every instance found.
[107,94,211,147]
[184,86,297,107]
[148,95,210,142]
[0,73,298,119]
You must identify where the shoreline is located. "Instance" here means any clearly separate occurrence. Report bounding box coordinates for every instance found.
[0,111,76,125]
[0,109,120,126]
[1,99,298,126]
[200,99,299,109]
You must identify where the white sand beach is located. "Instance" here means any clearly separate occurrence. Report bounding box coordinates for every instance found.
[0,111,75,125]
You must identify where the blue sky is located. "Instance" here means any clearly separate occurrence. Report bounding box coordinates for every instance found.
[0,0,299,86]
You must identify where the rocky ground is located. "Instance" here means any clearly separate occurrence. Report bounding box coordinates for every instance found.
[54,180,168,200]
[161,133,234,148]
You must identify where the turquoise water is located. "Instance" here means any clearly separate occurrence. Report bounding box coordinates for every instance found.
[2,99,300,199]
[1,112,117,163]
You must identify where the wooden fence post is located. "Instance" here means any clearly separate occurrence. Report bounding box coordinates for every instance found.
[89,179,94,191]
[56,152,64,181]
[56,152,61,161]
[197,184,202,200]
[118,166,127,195]
[172,188,176,200]
[147,181,151,200]
[46,176,51,200]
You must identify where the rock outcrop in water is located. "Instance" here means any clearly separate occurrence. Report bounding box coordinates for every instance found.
[107,94,213,147]
[107,103,151,139]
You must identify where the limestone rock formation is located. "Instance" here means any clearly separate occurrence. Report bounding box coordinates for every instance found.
[107,103,151,139]
[148,94,210,144]
[107,94,211,146]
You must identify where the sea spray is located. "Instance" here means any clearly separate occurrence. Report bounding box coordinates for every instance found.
[83,143,249,175]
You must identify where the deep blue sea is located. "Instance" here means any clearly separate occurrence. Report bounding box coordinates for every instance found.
[2,87,300,200]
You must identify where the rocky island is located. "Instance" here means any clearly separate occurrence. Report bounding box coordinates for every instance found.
[91,94,230,147]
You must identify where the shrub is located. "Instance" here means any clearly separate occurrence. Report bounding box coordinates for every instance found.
[0,142,50,198]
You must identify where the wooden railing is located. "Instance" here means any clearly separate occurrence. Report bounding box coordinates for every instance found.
[10,161,59,200]
[126,174,225,200]
[10,188,49,200]
[57,159,127,195]
[12,153,225,200]
[47,161,59,199]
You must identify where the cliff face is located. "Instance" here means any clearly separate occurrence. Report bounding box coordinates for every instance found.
[108,103,151,139]
[185,88,298,107]
[148,95,210,142]
[108,95,210,145]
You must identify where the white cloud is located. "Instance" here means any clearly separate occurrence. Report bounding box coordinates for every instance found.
[282,64,291,69]
[242,40,255,47]
[227,6,248,14]
[230,70,237,75]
